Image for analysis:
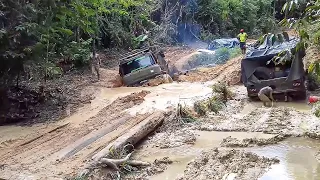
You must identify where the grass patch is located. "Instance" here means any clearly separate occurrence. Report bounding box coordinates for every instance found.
[312,102,320,117]
[211,82,234,103]
[192,83,233,116]
[194,100,209,116]
[177,103,198,123]
[207,95,225,113]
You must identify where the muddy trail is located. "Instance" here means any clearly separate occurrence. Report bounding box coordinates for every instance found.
[0,80,213,179]
[127,85,320,180]
[1,46,320,180]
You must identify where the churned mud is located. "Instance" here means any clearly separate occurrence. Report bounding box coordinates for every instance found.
[0,91,151,179]
[175,56,242,85]
[220,134,288,148]
[130,84,320,180]
[2,46,320,180]
[177,149,279,180]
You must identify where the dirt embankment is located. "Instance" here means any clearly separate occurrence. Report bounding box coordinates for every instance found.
[0,70,98,126]
[176,56,243,85]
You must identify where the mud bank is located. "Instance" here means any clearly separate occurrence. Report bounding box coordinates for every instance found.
[0,91,152,179]
[220,134,288,147]
[177,149,279,180]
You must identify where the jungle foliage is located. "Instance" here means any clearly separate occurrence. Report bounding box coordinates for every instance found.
[0,0,279,87]
[280,0,320,74]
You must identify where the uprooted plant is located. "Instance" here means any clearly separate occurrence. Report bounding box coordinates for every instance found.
[211,82,234,104]
[180,83,234,117]
[75,144,151,180]
[176,103,198,123]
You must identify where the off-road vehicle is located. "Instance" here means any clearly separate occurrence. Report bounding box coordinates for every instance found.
[241,33,306,99]
[119,48,170,86]
[208,38,240,50]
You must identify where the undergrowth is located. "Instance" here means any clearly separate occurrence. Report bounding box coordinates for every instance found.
[178,82,233,118]
[312,102,320,118]
[177,103,198,123]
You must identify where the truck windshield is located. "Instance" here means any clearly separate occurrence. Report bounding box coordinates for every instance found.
[120,55,156,75]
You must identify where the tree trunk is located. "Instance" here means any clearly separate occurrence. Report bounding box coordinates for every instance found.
[92,112,165,161]
[78,112,165,177]
[91,38,100,80]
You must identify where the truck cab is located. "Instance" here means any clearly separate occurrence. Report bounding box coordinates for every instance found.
[119,48,169,86]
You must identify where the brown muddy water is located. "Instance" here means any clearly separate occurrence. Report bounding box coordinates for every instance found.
[252,137,320,180]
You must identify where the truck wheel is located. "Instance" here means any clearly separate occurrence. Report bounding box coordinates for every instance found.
[291,91,307,100]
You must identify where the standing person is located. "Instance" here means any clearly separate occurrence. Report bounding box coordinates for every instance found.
[237,29,248,54]
[258,85,276,107]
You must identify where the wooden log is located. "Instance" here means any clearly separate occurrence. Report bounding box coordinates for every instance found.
[78,112,164,177]
[92,112,164,161]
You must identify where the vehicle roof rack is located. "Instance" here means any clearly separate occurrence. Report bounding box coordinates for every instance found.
[119,48,151,64]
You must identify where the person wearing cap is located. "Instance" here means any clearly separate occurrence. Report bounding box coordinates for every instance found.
[237,29,248,54]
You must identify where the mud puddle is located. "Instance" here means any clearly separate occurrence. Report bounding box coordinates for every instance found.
[251,137,320,180]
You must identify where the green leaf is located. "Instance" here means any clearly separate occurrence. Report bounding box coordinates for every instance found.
[309,63,316,73]
[282,2,288,13]
[56,28,74,35]
[299,29,310,40]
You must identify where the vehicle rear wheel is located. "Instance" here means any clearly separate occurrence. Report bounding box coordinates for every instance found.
[248,96,259,101]
[290,91,307,100]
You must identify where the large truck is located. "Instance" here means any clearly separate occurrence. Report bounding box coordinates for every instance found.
[118,48,171,86]
[241,33,306,99]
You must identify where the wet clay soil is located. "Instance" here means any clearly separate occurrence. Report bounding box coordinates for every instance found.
[131,86,320,180]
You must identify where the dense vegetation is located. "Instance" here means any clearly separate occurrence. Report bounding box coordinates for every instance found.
[0,0,280,87]
[280,0,320,73]
[1,0,319,89]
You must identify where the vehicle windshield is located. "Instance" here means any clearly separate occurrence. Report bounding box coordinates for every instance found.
[120,55,155,75]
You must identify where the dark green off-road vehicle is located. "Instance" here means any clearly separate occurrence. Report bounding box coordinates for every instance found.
[241,33,306,100]
[119,48,170,86]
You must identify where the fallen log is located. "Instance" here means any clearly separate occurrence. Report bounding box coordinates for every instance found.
[78,112,165,177]
[92,112,165,161]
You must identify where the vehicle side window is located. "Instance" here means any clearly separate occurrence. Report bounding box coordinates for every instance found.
[120,55,155,75]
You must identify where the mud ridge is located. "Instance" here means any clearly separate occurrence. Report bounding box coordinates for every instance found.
[177,149,279,180]
[220,134,289,148]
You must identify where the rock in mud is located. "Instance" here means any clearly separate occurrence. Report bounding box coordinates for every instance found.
[142,74,173,87]
[220,134,288,148]
[177,149,279,180]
